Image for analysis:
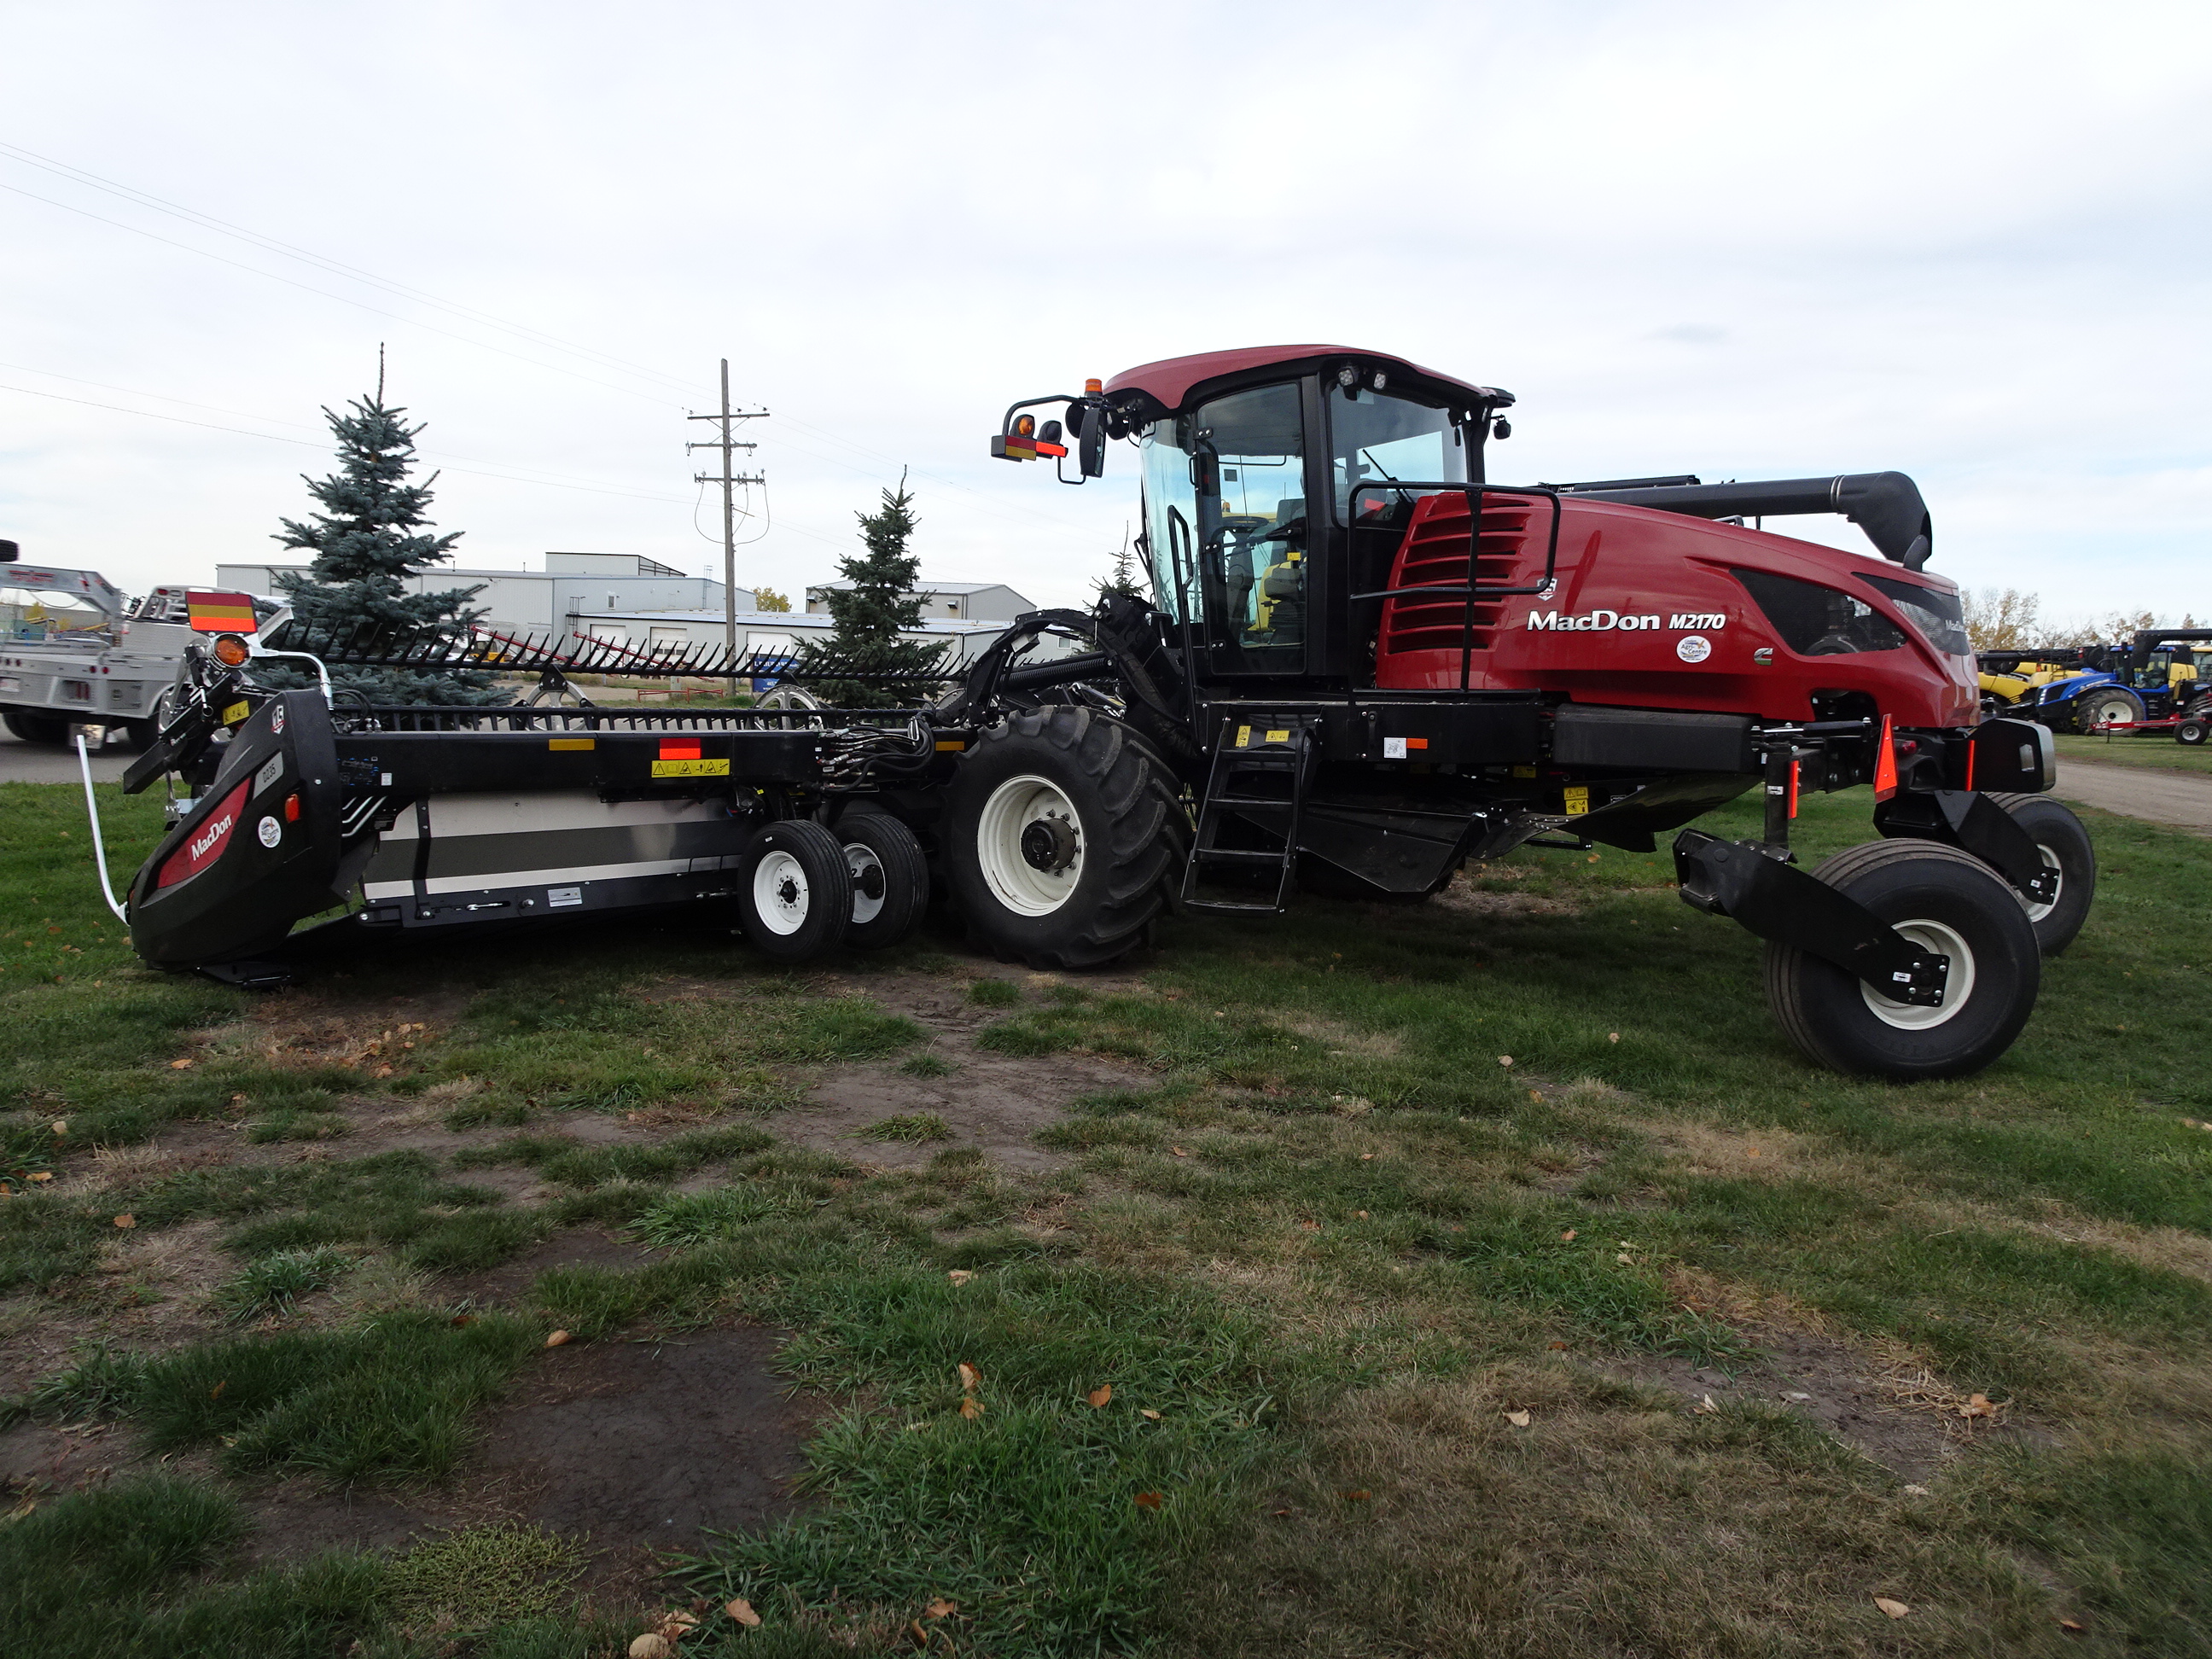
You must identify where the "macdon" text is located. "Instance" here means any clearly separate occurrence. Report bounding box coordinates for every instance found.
[1525,609,1727,632]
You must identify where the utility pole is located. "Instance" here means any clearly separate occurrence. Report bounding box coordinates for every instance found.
[686,359,767,694]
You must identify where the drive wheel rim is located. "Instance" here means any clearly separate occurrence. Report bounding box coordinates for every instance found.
[847,842,887,925]
[753,849,812,935]
[976,774,1083,917]
[2022,846,2062,924]
[1862,917,1976,1030]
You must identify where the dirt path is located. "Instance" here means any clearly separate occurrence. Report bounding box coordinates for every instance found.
[2052,754,2212,835]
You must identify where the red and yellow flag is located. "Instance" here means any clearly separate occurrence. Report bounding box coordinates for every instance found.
[187,591,258,633]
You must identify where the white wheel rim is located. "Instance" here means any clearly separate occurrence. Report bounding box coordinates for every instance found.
[847,842,887,926]
[976,774,1084,917]
[753,848,812,935]
[2022,846,2062,924]
[1863,917,1976,1030]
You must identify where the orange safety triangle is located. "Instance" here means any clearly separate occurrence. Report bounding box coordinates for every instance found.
[1872,714,1898,800]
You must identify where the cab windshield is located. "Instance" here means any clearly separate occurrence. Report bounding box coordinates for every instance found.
[1330,388,1466,521]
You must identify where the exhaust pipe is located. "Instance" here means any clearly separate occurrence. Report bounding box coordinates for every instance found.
[1559,472,1934,570]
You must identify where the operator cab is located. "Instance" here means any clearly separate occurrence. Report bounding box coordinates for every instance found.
[1107,347,1511,684]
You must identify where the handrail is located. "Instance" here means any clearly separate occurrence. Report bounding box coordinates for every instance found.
[1348,484,1564,690]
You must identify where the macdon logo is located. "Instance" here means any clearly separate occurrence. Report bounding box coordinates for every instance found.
[1525,609,1727,632]
[156,781,249,889]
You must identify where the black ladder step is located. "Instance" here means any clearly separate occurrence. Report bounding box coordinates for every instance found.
[1192,847,1290,864]
[1207,795,1295,810]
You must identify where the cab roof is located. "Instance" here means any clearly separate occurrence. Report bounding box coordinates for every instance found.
[1102,345,1511,419]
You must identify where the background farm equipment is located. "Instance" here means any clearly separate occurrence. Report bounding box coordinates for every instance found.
[1979,629,2211,737]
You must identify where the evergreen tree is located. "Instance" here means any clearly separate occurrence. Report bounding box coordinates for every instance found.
[794,479,946,706]
[268,393,507,706]
[1094,524,1144,602]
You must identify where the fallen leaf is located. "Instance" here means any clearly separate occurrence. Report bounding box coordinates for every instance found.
[1873,1597,1911,1620]
[1272,1507,1294,1517]
[1962,1393,1995,1417]
[1559,1229,1576,1241]
[657,1611,700,1634]
[629,1637,671,1659]
[946,1269,974,1286]
[1504,1410,1532,1428]
[1901,1484,1932,1497]
[208,1380,227,1400]
[1140,1409,1161,1420]
[1608,1032,1620,1043]
[1132,1491,1162,1509]
[544,1330,572,1348]
[1497,1055,1514,1068]
[1342,1488,1371,1502]
[1297,1219,1321,1233]
[1615,1252,1633,1265]
[49,1119,67,1136]
[27,1171,51,1184]
[169,1057,193,1069]
[1547,1340,1569,1351]
[1353,1209,1369,1220]
[2058,1616,2085,1632]
[725,1597,761,1627]
[959,1396,983,1419]
[923,1598,958,1619]
[113,1213,136,1229]
[1746,1146,1761,1158]
[1693,1394,1719,1414]
[957,1362,981,1392]
[372,1064,393,1080]
[450,1313,476,1327]
[1087,1384,1113,1408]
[1528,1090,1541,1103]
[1170,1145,1187,1157]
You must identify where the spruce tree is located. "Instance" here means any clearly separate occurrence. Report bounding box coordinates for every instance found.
[268,393,507,706]
[795,480,946,706]
[1094,525,1144,602]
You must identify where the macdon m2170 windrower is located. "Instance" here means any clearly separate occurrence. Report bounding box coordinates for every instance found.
[108,344,2093,1080]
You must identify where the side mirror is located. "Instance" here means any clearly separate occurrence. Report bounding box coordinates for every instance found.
[1079,413,1106,478]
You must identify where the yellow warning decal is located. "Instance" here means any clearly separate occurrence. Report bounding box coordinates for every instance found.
[1236,725,1252,748]
[934,740,966,752]
[548,737,595,751]
[650,759,731,778]
[1563,786,1591,815]
[221,700,251,726]
[1265,729,1290,743]
[1511,765,1538,778]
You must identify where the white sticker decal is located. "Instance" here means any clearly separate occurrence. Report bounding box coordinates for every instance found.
[547,886,583,908]
[270,703,286,734]
[255,754,284,795]
[256,815,282,848]
[1676,635,1713,663]
[1382,736,1409,760]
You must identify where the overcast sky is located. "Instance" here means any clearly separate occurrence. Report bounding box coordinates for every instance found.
[3,0,2206,623]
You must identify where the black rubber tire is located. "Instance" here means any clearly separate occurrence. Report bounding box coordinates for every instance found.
[1764,838,2040,1081]
[2177,719,2209,747]
[2072,686,2141,732]
[837,806,928,950]
[3,708,70,746]
[1982,791,2096,956]
[734,819,853,963]
[942,704,1186,969]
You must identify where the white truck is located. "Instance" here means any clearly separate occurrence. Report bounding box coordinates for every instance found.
[0,545,276,748]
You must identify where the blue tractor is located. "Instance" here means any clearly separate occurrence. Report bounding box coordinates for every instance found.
[1981,629,2212,738]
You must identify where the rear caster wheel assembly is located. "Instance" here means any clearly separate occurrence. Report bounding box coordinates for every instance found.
[735,820,853,962]
[1766,839,2040,1081]
[837,806,928,949]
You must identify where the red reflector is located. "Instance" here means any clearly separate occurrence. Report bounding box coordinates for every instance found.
[1788,759,1800,819]
[659,738,702,760]
[1872,714,1899,800]
[1405,737,1429,750]
[283,792,301,823]
[1964,740,1976,792]
[157,781,250,889]
[1033,441,1068,458]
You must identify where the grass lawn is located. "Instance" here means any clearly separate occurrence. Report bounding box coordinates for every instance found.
[2056,732,2212,776]
[3,775,2210,1656]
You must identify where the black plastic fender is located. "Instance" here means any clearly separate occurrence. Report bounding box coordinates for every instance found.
[127,690,346,969]
[1872,789,2058,907]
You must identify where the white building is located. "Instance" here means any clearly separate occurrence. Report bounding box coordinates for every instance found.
[215,551,743,638]
[805,579,1033,621]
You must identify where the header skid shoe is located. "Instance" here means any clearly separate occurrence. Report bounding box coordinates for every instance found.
[1673,830,1948,1007]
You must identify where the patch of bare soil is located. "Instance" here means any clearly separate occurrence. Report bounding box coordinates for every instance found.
[1581,1328,2046,1483]
[777,969,1151,1172]
[0,1418,132,1502]
[243,1324,821,1592]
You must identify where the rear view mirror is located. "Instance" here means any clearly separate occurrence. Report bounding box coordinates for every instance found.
[1079,415,1106,478]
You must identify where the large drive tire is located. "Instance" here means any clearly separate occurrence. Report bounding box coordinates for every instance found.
[1982,792,2096,956]
[3,708,70,746]
[942,705,1186,969]
[735,820,853,963]
[2072,686,2141,732]
[838,806,928,950]
[1765,839,2040,1082]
